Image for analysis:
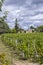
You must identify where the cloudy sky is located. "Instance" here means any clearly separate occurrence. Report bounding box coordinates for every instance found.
[2,0,43,29]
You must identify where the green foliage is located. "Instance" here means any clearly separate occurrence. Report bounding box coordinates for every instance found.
[36,25,43,32]
[1,33,43,64]
[0,53,10,65]
[0,0,10,34]
[0,0,4,11]
[0,17,11,34]
[11,29,16,33]
[30,26,35,29]
[14,18,19,33]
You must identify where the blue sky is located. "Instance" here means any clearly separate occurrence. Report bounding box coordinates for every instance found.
[1,0,43,29]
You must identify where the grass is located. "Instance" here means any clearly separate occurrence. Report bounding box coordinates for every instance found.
[0,33,43,65]
[0,36,12,65]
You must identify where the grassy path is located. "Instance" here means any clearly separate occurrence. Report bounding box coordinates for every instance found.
[0,36,12,65]
[0,36,12,57]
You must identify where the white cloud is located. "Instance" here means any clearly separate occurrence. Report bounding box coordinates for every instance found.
[33,21,40,25]
[25,0,32,6]
[1,0,43,29]
[29,24,34,27]
[29,14,43,20]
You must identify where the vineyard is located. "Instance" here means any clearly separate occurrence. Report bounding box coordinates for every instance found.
[1,33,43,64]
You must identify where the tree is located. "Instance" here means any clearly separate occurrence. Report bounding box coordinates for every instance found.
[0,0,11,33]
[0,17,10,33]
[15,18,19,33]
[0,0,4,11]
[30,26,35,32]
[36,25,43,32]
[30,26,35,29]
[0,11,11,33]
